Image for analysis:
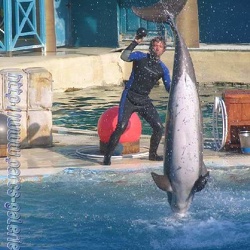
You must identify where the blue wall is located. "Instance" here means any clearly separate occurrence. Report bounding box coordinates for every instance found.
[119,0,250,44]
[53,0,250,47]
[198,0,250,43]
[71,0,119,47]
[118,0,158,8]
[119,0,165,39]
[54,0,69,47]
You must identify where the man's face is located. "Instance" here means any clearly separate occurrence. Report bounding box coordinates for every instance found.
[151,41,165,57]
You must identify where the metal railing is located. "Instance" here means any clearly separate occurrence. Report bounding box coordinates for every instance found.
[0,0,46,53]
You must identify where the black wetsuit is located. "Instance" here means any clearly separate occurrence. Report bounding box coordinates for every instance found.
[104,41,171,163]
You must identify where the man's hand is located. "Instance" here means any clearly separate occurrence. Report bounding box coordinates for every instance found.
[135,27,147,44]
[134,37,143,44]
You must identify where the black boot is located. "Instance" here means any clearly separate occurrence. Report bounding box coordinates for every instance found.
[102,155,111,165]
[149,152,163,161]
[149,127,163,161]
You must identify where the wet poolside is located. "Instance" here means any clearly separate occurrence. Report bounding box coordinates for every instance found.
[0,126,250,184]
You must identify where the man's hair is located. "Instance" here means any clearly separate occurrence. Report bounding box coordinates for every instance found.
[149,36,167,51]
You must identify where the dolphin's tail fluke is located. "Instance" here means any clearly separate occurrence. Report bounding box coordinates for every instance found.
[132,0,188,23]
[151,172,173,192]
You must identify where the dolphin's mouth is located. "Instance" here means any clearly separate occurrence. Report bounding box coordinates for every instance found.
[174,212,188,219]
[171,200,190,215]
[172,207,189,215]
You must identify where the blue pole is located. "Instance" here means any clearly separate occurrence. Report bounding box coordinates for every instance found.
[39,0,46,47]
[3,0,12,52]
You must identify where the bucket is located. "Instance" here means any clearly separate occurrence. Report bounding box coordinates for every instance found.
[239,131,250,154]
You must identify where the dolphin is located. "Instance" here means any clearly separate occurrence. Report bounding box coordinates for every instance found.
[132,0,209,214]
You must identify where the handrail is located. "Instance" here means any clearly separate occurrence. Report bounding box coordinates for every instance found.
[0,0,46,53]
[212,96,228,151]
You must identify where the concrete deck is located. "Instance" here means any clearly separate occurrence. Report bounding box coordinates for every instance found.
[0,43,250,92]
[0,126,250,183]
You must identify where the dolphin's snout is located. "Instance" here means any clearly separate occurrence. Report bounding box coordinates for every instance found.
[171,200,190,214]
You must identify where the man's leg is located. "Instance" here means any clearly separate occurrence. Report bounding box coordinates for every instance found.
[139,103,164,161]
[103,123,128,165]
[103,99,134,165]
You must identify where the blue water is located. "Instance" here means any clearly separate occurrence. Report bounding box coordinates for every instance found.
[52,83,249,146]
[1,167,249,249]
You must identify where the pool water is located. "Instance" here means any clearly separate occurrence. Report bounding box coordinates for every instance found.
[52,83,249,148]
[0,167,249,249]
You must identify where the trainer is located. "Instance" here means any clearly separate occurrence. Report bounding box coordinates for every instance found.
[103,32,171,165]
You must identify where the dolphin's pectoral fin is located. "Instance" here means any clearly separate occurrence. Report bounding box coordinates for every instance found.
[192,171,210,193]
[151,172,173,192]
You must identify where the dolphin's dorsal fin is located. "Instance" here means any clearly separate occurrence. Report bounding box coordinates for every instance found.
[151,172,173,192]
